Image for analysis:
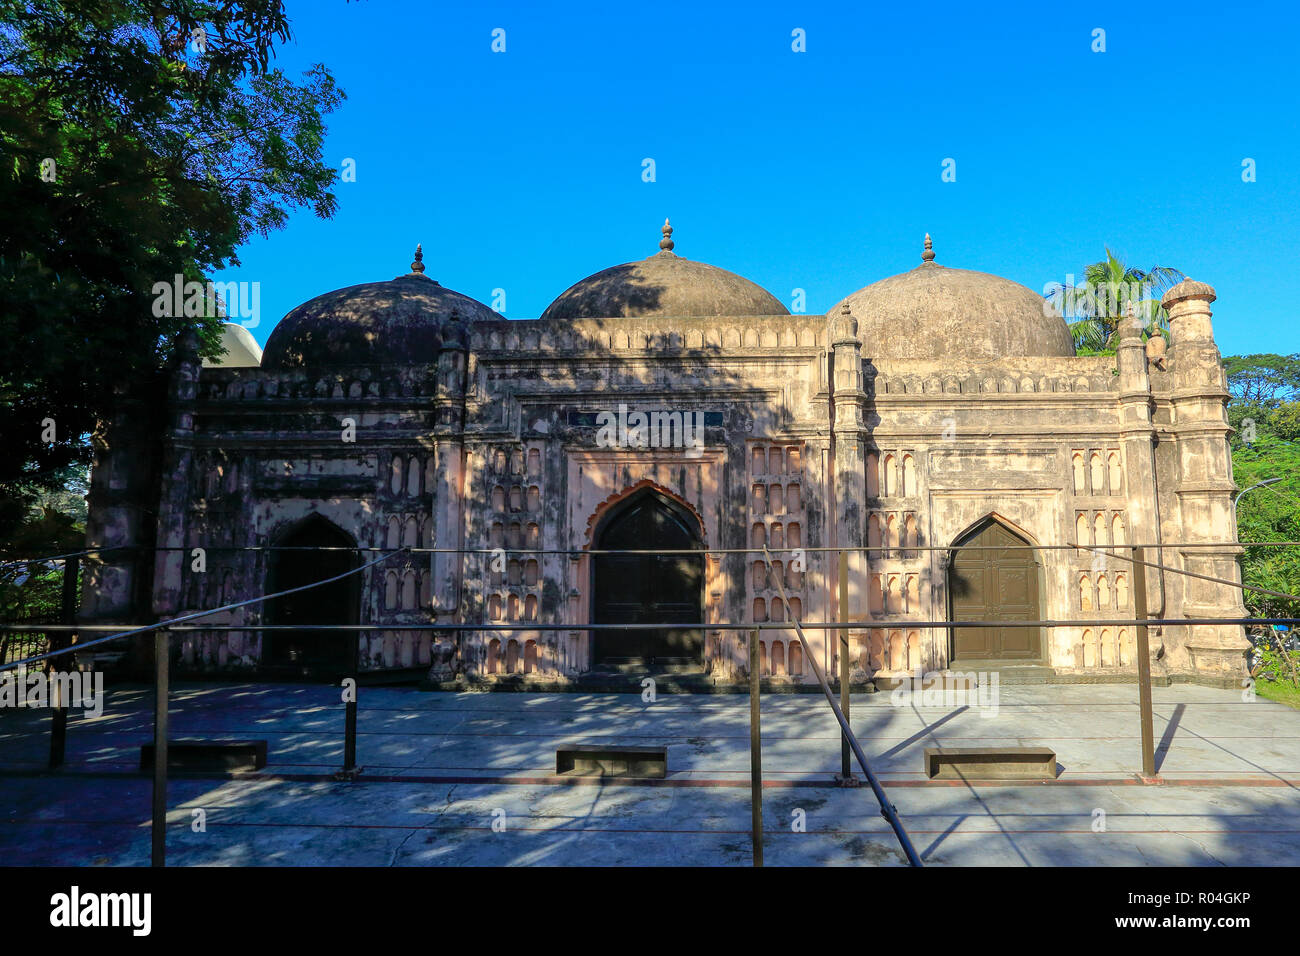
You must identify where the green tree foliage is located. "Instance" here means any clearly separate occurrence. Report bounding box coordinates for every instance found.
[1233,437,1300,619]
[1253,635,1300,690]
[0,464,86,643]
[1226,355,1300,621]
[0,1,344,540]
[1,464,86,556]
[1223,353,1300,442]
[1045,247,1184,355]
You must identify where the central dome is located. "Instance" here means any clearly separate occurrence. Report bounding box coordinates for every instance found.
[540,220,789,320]
[262,246,498,368]
[830,235,1075,361]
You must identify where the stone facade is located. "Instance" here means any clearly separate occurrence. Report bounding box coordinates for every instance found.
[80,230,1250,685]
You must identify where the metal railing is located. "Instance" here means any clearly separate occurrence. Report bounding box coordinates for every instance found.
[1,548,399,866]
[1,538,1295,869]
[761,544,923,864]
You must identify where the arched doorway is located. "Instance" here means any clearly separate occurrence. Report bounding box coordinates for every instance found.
[263,515,360,676]
[947,517,1043,663]
[591,490,704,670]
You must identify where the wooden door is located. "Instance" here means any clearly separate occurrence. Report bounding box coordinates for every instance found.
[949,521,1041,662]
[592,494,703,667]
[264,516,359,674]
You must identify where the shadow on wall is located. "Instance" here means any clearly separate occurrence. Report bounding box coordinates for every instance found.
[461,311,817,679]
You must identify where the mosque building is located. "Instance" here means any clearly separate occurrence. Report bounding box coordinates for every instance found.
[80,223,1249,685]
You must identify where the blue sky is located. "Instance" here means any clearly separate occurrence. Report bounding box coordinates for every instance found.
[219,0,1300,358]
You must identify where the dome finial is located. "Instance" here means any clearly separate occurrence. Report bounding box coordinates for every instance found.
[410,243,425,274]
[659,218,675,253]
[922,233,935,263]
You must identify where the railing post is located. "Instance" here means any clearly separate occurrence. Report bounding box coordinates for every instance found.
[152,626,170,867]
[749,628,763,867]
[49,555,79,769]
[1131,546,1157,778]
[838,550,854,784]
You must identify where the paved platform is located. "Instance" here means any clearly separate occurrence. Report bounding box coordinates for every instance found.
[1,682,1297,865]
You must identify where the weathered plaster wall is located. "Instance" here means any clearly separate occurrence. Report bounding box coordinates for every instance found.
[81,288,1249,686]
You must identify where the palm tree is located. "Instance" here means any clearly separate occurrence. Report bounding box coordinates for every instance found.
[1046,248,1184,354]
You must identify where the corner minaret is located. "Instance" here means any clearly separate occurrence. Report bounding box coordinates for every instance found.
[1116,305,1164,619]
[1160,278,1249,677]
[152,330,201,617]
[431,239,470,618]
[830,303,868,668]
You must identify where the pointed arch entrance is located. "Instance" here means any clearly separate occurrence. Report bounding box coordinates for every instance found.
[947,516,1043,663]
[264,514,360,675]
[591,489,704,669]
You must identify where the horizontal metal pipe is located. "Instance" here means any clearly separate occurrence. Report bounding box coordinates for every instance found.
[0,549,402,674]
[15,544,1284,606]
[5,541,1291,561]
[4,616,1291,636]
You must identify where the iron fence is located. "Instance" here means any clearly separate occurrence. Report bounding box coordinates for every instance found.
[1,539,1297,869]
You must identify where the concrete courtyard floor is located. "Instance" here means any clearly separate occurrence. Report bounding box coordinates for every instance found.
[1,681,1297,866]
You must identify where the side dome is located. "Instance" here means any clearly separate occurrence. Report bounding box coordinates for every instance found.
[540,220,789,320]
[261,245,498,368]
[203,322,262,368]
[830,235,1075,361]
